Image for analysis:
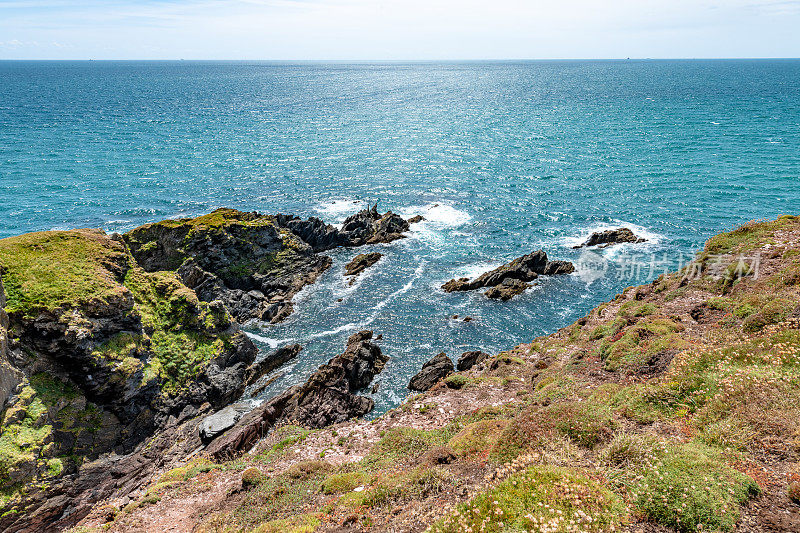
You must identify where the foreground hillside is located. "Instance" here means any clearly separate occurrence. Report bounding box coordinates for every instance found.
[69,216,800,532]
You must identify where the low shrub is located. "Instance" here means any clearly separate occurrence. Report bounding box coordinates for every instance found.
[429,465,626,532]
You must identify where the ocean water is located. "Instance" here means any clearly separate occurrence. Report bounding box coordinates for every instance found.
[1,60,799,415]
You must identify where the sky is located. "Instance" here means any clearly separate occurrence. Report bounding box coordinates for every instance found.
[1,0,799,60]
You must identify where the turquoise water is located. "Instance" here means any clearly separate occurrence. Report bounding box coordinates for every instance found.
[2,60,799,414]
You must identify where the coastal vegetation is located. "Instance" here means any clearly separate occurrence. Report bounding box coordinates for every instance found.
[2,213,799,531]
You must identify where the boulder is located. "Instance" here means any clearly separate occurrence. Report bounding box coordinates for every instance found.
[574,227,646,248]
[199,402,251,442]
[407,215,425,224]
[344,252,382,279]
[457,351,490,371]
[442,250,575,300]
[408,353,454,391]
[207,331,387,459]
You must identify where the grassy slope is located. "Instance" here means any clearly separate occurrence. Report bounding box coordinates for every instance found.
[79,216,800,533]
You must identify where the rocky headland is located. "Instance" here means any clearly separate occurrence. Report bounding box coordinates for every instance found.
[0,206,407,532]
[125,206,409,324]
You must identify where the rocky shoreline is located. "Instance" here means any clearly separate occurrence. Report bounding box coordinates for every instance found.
[0,206,411,531]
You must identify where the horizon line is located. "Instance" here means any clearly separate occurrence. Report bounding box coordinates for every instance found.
[2,57,800,62]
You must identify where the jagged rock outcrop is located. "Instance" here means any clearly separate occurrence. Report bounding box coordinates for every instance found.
[457,350,490,372]
[344,252,382,280]
[573,227,646,248]
[0,274,22,414]
[125,207,409,324]
[0,229,257,531]
[124,209,332,324]
[207,331,387,459]
[244,343,303,388]
[408,352,454,391]
[442,250,575,300]
[338,205,409,246]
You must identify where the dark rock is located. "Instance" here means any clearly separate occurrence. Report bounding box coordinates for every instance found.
[636,349,680,376]
[457,351,490,371]
[485,278,531,300]
[408,353,454,391]
[125,209,332,324]
[0,275,22,413]
[275,214,341,252]
[339,204,410,246]
[244,344,302,387]
[573,227,646,249]
[407,215,425,224]
[463,316,473,322]
[199,402,251,442]
[442,250,574,300]
[207,331,387,459]
[344,252,382,278]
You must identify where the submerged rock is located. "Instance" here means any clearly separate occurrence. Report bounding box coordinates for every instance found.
[344,252,382,279]
[574,227,646,248]
[408,352,454,391]
[457,350,490,371]
[207,331,387,459]
[442,250,575,300]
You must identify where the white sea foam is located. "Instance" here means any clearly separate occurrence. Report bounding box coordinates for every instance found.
[455,261,503,280]
[315,199,365,222]
[399,202,472,228]
[245,332,297,348]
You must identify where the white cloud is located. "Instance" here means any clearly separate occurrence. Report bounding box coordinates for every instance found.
[0,0,798,59]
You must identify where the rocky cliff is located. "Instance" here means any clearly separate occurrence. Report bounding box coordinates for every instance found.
[0,228,258,531]
[0,206,408,532]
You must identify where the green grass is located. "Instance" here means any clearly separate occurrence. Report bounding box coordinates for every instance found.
[148,208,275,231]
[121,266,231,392]
[703,215,799,255]
[0,229,129,318]
[614,439,758,532]
[361,426,459,470]
[430,465,627,532]
[321,471,369,494]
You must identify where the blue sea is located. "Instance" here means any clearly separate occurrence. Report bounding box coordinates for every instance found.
[1,60,799,414]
